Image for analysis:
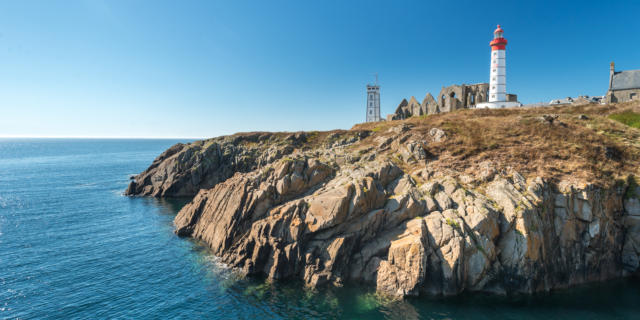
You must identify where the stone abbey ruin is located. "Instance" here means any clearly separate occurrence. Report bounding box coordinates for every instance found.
[389,83,519,120]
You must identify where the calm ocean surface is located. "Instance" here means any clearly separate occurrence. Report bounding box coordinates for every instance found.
[2,138,640,319]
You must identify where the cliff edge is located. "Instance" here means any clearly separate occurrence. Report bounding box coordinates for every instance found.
[127,102,640,297]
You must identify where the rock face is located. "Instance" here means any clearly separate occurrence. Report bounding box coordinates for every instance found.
[173,158,636,297]
[129,103,640,298]
[125,131,362,197]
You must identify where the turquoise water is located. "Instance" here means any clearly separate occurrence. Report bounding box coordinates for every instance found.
[2,138,640,319]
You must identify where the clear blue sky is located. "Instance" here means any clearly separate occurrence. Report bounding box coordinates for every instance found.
[0,1,638,138]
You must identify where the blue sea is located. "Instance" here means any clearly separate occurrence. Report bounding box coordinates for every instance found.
[2,138,640,319]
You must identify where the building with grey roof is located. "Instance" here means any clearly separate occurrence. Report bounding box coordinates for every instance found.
[607,62,640,103]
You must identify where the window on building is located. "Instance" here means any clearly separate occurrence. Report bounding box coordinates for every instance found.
[631,93,637,99]
[369,110,372,114]
[492,94,495,98]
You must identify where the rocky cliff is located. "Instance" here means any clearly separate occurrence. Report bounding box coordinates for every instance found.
[125,131,365,197]
[128,103,640,297]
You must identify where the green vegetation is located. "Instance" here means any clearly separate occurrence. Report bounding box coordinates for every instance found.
[260,166,274,178]
[515,200,528,216]
[372,126,383,132]
[609,111,640,129]
[625,175,639,200]
[445,218,460,229]
[487,199,500,210]
[306,131,319,143]
[393,155,402,163]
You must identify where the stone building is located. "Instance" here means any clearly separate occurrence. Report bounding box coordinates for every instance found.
[389,83,518,120]
[606,62,640,103]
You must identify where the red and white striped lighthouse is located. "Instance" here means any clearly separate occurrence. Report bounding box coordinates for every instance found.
[489,25,507,103]
[478,25,520,109]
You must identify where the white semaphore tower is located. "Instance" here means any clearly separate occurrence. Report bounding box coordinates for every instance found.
[477,25,520,109]
[366,75,381,122]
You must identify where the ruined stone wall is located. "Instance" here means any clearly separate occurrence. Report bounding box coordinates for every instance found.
[436,83,489,113]
[391,83,489,120]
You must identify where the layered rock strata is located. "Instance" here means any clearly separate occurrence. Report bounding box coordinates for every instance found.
[173,156,639,297]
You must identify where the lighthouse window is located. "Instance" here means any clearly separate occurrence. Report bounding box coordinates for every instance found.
[492,69,496,72]
[491,94,495,98]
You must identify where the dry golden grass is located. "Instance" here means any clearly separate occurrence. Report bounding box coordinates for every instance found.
[191,102,640,188]
[354,102,640,186]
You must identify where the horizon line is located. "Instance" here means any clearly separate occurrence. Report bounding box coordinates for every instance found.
[0,135,206,140]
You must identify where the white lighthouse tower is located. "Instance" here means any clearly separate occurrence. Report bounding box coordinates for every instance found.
[366,76,381,122]
[477,25,520,109]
